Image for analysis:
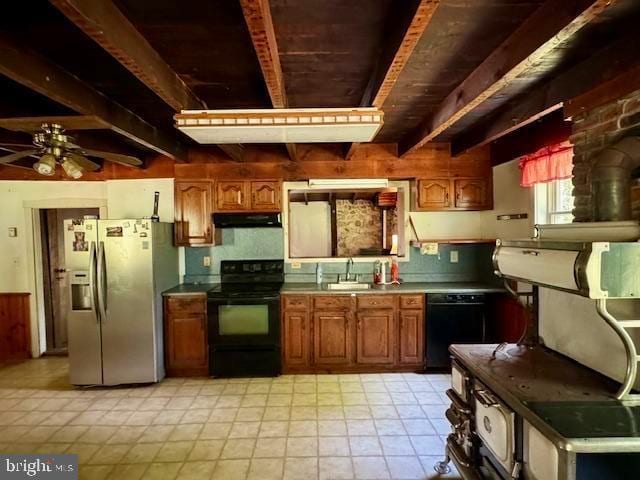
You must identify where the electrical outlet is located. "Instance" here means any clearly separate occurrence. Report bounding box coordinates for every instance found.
[8,227,17,237]
[450,250,459,263]
[203,256,211,267]
[291,261,302,269]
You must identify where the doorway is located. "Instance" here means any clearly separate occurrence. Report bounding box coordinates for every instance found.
[39,208,100,354]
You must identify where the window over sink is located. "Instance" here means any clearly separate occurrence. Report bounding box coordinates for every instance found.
[282,181,410,262]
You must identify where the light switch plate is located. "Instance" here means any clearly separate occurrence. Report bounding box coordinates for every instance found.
[203,256,211,267]
[450,250,459,263]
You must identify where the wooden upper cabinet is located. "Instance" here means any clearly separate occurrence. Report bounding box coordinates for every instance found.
[174,181,213,246]
[398,309,424,365]
[356,309,395,365]
[313,311,354,365]
[417,179,452,209]
[216,180,248,211]
[454,178,489,209]
[251,181,281,211]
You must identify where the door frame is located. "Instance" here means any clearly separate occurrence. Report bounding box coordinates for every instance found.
[25,198,108,357]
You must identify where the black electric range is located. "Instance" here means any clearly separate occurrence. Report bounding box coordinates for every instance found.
[207,260,283,377]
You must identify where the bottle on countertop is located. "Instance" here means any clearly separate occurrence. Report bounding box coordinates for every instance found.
[390,257,400,284]
[380,260,387,285]
[373,261,382,284]
[316,263,323,284]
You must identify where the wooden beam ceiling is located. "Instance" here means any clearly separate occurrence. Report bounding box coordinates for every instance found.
[240,0,296,161]
[0,115,110,132]
[49,0,205,112]
[345,0,439,160]
[451,27,640,156]
[400,0,617,156]
[0,34,188,161]
[49,0,248,162]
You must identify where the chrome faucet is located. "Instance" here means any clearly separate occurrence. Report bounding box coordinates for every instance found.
[345,257,356,282]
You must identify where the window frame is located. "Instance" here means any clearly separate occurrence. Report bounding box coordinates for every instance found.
[534,178,574,225]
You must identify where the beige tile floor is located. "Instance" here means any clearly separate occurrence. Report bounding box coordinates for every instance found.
[0,357,460,480]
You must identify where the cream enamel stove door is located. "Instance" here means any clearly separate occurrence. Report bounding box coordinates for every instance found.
[474,386,516,473]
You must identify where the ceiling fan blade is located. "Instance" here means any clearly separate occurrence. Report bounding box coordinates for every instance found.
[81,149,143,167]
[67,153,100,172]
[0,149,40,164]
[0,142,34,148]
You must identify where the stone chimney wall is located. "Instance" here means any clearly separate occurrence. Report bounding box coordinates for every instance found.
[570,89,640,222]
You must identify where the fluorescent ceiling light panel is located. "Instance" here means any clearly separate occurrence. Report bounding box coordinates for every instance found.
[175,108,384,144]
[308,179,389,189]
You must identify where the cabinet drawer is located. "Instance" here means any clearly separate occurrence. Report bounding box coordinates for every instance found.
[314,296,352,310]
[166,295,206,315]
[357,295,395,309]
[283,295,309,310]
[400,295,424,309]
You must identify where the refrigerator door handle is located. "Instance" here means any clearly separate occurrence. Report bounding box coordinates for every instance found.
[97,241,108,322]
[89,241,99,322]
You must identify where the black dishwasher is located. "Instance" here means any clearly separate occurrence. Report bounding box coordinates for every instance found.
[426,293,487,369]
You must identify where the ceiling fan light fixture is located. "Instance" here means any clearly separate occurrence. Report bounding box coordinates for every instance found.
[33,153,56,176]
[61,156,83,179]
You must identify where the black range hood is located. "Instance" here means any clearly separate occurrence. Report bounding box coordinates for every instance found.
[213,212,282,228]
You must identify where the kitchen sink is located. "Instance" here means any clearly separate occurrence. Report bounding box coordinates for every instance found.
[326,282,371,290]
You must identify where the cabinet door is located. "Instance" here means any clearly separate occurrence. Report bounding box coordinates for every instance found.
[164,296,207,375]
[251,181,281,211]
[454,178,488,209]
[283,310,310,368]
[174,181,213,246]
[398,309,424,365]
[417,179,452,209]
[216,181,248,211]
[313,311,353,365]
[356,309,395,364]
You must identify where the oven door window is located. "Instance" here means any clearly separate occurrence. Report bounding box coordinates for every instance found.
[218,305,270,335]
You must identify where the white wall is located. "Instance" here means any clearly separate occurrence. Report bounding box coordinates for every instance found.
[0,178,175,356]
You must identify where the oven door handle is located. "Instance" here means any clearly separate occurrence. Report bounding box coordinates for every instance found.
[473,388,500,408]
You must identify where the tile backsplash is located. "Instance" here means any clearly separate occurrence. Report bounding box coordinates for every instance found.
[184,227,498,284]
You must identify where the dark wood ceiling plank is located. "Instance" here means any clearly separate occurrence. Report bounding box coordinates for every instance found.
[371,0,439,109]
[0,34,187,161]
[217,144,246,162]
[400,0,618,156]
[49,0,205,112]
[451,27,640,156]
[240,0,296,161]
[344,0,439,160]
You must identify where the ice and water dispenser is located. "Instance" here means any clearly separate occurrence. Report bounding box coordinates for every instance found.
[70,271,92,310]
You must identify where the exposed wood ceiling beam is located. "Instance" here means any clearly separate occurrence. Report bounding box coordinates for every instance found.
[240,0,296,161]
[49,0,247,162]
[49,0,205,112]
[451,27,640,156]
[0,115,110,132]
[400,0,617,156]
[0,34,188,161]
[345,0,439,160]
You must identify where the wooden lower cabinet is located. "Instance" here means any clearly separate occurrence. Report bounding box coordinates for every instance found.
[0,293,31,362]
[398,309,424,364]
[313,311,353,365]
[164,295,208,376]
[282,293,424,373]
[356,309,394,364]
[282,310,311,367]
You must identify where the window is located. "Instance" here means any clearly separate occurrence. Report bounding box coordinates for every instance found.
[534,178,574,224]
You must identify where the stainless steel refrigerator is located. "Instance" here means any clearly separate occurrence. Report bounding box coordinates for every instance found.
[64,218,178,386]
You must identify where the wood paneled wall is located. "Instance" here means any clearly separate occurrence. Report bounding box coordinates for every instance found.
[0,293,31,362]
[0,143,491,182]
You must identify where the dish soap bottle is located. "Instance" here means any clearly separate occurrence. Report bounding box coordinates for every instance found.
[316,263,323,285]
[390,258,400,284]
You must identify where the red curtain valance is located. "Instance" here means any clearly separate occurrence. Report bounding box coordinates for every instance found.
[519,141,573,187]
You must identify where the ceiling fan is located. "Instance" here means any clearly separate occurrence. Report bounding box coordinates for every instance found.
[0,123,142,179]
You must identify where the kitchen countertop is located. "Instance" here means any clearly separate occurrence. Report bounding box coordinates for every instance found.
[164,281,505,296]
[162,283,218,296]
[451,343,640,453]
[279,282,505,294]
